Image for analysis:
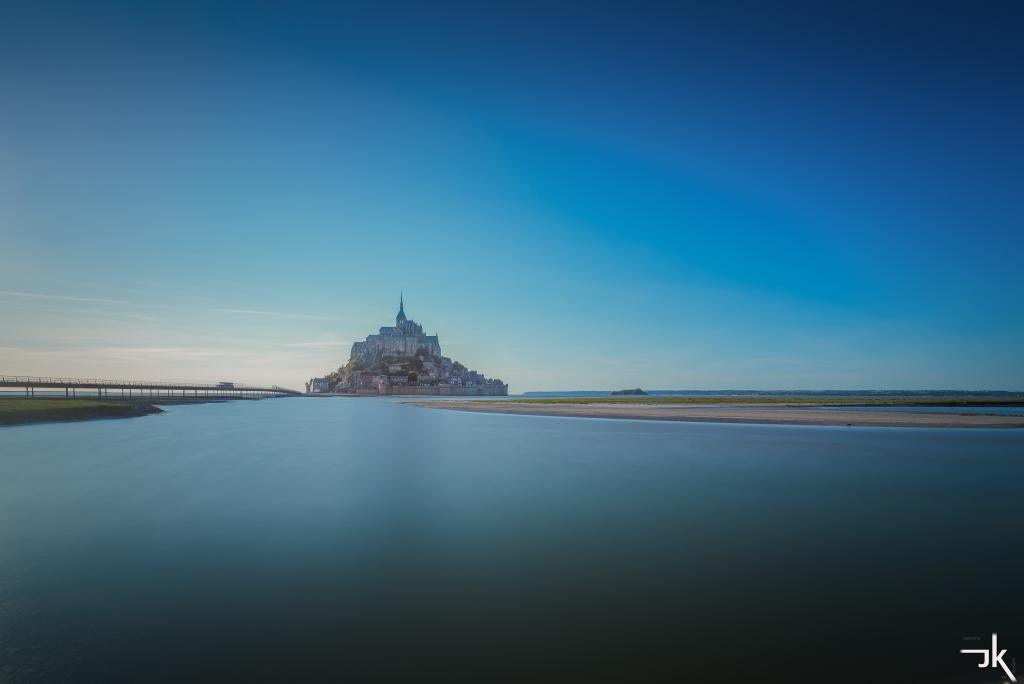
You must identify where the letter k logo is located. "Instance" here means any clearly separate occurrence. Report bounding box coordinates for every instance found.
[961,633,1016,682]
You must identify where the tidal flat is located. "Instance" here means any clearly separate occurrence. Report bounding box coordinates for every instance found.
[408,397,1024,428]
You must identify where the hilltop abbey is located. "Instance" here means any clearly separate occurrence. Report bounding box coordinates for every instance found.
[307,295,507,396]
[350,295,442,361]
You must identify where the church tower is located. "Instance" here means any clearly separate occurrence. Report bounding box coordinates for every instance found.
[396,292,407,327]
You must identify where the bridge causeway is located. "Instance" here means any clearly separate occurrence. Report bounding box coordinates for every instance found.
[0,375,301,399]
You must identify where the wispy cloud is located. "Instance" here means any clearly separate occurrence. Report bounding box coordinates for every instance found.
[72,309,162,323]
[0,289,340,321]
[99,346,244,360]
[0,290,129,305]
[188,307,339,321]
[0,345,241,360]
[0,346,85,358]
[274,340,346,348]
[0,289,350,387]
[0,299,163,323]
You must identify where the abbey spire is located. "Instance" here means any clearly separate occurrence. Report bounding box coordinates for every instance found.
[396,291,407,325]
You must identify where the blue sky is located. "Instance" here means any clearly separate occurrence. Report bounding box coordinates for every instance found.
[2,1,1022,391]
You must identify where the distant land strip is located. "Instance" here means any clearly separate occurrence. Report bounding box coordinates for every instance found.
[472,395,1024,406]
[406,397,1024,429]
[520,390,1024,398]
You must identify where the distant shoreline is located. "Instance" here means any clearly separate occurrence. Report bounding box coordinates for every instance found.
[502,395,1024,406]
[406,399,1024,429]
[520,390,1024,399]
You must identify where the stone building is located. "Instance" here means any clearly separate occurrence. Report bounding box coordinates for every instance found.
[349,294,442,363]
[306,377,331,393]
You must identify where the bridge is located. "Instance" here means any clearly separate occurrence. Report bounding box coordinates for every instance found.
[0,375,302,399]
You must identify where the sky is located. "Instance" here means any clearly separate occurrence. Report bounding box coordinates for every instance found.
[1,1,1022,392]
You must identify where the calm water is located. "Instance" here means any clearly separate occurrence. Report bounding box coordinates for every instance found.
[1,398,1022,682]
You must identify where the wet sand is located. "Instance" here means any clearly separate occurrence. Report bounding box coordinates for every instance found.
[406,401,1024,428]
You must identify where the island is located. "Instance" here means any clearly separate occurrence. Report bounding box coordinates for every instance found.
[610,388,648,396]
[306,295,508,396]
[405,396,1024,428]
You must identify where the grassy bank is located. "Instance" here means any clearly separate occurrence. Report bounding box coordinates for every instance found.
[490,395,1024,406]
[0,399,163,426]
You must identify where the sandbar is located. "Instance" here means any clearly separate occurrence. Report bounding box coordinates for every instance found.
[406,401,1024,429]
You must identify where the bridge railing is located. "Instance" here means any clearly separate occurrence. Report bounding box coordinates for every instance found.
[0,375,299,394]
